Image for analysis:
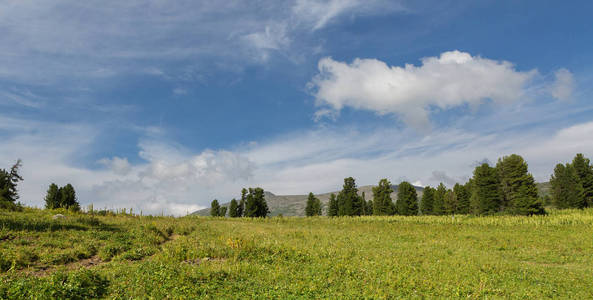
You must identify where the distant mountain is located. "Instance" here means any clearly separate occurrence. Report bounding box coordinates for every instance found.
[192,184,424,217]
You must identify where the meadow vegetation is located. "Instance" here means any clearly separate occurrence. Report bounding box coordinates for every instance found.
[2,208,593,298]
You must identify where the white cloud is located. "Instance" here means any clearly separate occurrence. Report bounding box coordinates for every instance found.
[550,68,574,100]
[241,24,291,61]
[0,0,402,85]
[292,0,402,31]
[310,51,574,130]
[98,157,132,175]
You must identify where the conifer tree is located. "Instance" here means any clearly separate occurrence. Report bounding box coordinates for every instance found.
[372,179,394,215]
[60,184,80,211]
[496,154,545,214]
[305,192,322,216]
[550,163,585,209]
[238,188,247,217]
[219,206,227,217]
[433,183,446,215]
[470,163,502,215]
[328,193,338,216]
[0,160,23,206]
[365,198,374,215]
[453,183,470,214]
[229,199,239,217]
[44,183,61,209]
[571,153,593,207]
[420,186,435,215]
[337,177,361,216]
[395,181,418,216]
[245,187,269,217]
[210,199,221,217]
[443,189,457,214]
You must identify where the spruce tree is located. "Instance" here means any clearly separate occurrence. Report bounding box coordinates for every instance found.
[210,199,221,217]
[44,183,61,209]
[228,199,239,217]
[443,189,457,215]
[550,163,585,209]
[238,188,246,217]
[471,163,502,215]
[60,184,80,211]
[571,153,593,207]
[337,177,361,216]
[306,192,322,216]
[420,186,435,215]
[245,187,269,217]
[453,183,470,214]
[328,193,338,216]
[496,154,545,214]
[0,160,23,205]
[395,181,418,216]
[372,179,394,215]
[365,198,374,215]
[433,183,446,215]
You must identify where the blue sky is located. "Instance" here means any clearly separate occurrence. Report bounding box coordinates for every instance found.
[1,0,593,215]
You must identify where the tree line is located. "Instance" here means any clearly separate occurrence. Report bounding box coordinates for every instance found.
[211,187,269,217]
[44,183,81,211]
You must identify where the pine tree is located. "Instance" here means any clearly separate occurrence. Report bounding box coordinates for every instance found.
[372,179,394,215]
[337,177,361,216]
[453,183,470,214]
[420,186,435,215]
[60,184,80,211]
[571,153,593,207]
[328,193,338,216]
[443,189,457,214]
[471,163,502,215]
[365,198,374,215]
[550,163,585,209]
[496,154,545,214]
[395,181,418,216]
[238,188,247,217]
[433,183,446,215]
[44,183,61,209]
[210,199,221,217]
[0,160,23,206]
[229,199,239,217]
[245,187,269,217]
[306,192,322,216]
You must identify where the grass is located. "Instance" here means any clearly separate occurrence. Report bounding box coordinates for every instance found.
[1,208,593,298]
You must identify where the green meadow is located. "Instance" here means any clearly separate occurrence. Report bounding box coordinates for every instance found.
[1,208,593,299]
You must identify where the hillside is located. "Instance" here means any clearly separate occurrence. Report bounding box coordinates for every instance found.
[2,208,593,298]
[192,185,424,217]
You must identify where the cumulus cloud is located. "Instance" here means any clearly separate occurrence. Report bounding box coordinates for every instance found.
[310,51,573,130]
[91,145,255,215]
[550,68,574,100]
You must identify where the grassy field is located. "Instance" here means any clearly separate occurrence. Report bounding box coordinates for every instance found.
[1,208,593,299]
